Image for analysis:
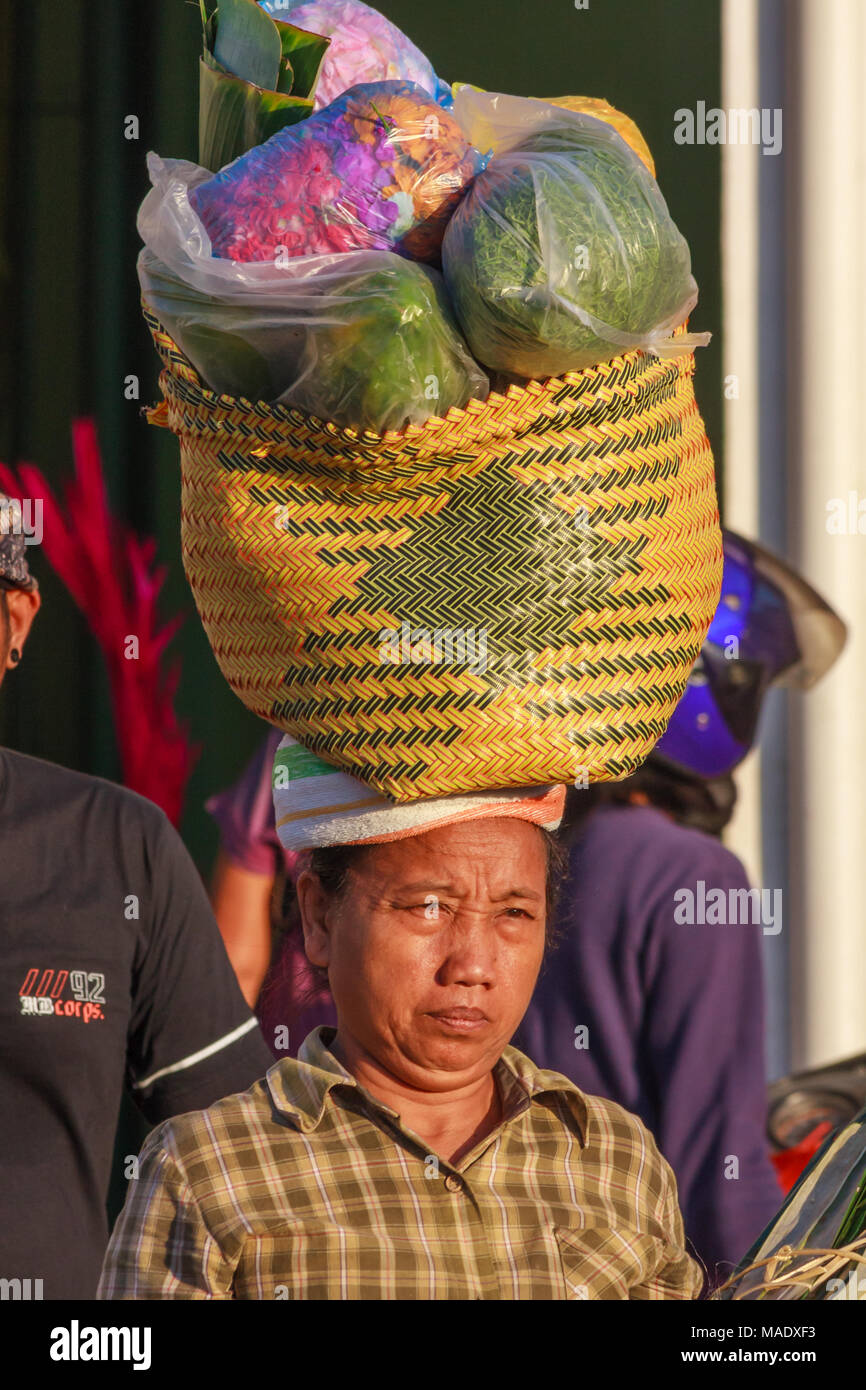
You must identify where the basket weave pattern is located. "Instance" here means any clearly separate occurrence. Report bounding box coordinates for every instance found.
[145,308,722,801]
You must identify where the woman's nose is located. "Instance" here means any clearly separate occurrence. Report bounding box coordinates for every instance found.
[436,919,495,987]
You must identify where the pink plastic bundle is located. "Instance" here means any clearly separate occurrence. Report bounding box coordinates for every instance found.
[258,0,452,109]
[190,81,486,264]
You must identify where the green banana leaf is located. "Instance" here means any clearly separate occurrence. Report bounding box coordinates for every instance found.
[213,0,281,91]
[197,4,330,171]
[273,19,330,99]
[275,54,295,97]
[199,54,314,172]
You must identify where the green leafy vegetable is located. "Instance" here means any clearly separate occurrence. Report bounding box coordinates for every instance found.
[139,249,488,434]
[442,117,698,378]
[285,260,490,433]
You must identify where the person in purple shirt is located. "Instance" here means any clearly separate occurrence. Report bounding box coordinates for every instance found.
[207,531,846,1287]
[207,727,290,1009]
[516,533,845,1283]
[514,783,780,1289]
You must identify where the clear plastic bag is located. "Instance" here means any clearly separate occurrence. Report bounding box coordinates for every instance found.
[451,81,655,174]
[137,154,488,433]
[443,89,710,378]
[258,0,453,110]
[189,80,486,266]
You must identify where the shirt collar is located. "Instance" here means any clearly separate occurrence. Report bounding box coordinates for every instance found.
[265,1027,371,1132]
[498,1043,588,1145]
[266,1026,588,1146]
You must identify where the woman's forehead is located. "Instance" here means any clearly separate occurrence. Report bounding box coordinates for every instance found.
[359,819,548,886]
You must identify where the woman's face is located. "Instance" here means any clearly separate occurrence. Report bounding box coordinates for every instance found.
[297,818,548,1092]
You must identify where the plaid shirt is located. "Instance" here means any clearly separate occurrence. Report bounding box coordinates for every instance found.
[98,1027,701,1300]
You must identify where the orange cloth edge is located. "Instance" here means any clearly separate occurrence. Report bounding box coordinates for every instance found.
[345,784,568,845]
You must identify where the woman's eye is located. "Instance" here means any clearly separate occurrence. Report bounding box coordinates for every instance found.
[395,900,450,919]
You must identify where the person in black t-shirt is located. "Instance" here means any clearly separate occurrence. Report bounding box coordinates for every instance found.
[0,504,274,1298]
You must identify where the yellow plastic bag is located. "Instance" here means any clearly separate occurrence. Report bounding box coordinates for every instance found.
[451,81,655,173]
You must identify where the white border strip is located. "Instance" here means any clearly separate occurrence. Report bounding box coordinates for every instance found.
[132,1016,260,1092]
[792,0,866,1065]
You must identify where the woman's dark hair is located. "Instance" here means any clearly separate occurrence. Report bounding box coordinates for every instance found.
[559,754,738,840]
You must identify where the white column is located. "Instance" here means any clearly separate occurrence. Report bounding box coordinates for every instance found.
[721,0,763,888]
[789,0,866,1065]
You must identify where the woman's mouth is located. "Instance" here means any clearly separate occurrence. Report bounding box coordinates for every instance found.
[427,1007,489,1033]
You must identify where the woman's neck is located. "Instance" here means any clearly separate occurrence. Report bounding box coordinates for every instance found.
[331,1031,503,1166]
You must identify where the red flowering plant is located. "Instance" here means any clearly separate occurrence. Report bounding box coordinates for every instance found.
[0,420,198,826]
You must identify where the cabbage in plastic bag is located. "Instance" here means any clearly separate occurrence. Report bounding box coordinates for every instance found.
[258,0,453,109]
[190,80,485,266]
[138,155,488,433]
[442,94,709,378]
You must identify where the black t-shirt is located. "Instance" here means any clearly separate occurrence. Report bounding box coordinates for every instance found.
[0,748,274,1299]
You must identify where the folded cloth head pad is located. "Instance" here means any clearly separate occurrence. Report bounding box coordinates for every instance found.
[273,735,566,851]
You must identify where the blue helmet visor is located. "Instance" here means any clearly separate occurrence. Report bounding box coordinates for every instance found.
[655,533,806,778]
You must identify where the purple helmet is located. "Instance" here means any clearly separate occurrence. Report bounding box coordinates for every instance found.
[654,530,847,779]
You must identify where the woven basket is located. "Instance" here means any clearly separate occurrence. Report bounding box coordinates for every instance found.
[144,307,722,801]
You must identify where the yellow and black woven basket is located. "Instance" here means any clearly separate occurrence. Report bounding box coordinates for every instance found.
[145,306,722,801]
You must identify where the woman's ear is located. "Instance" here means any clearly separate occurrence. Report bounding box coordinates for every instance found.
[5,587,40,653]
[295,869,333,969]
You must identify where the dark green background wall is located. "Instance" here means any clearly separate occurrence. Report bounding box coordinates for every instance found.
[0,0,721,873]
